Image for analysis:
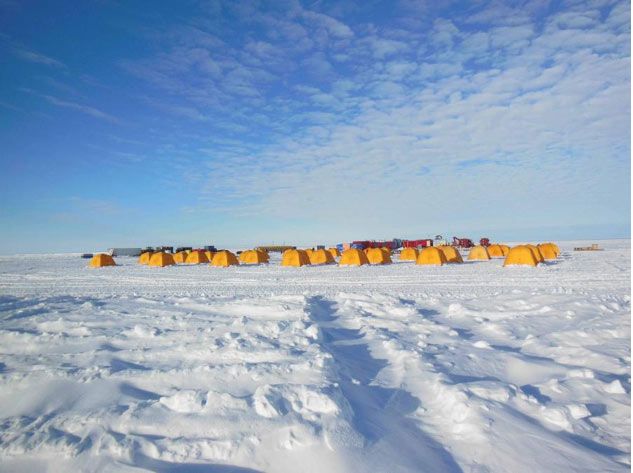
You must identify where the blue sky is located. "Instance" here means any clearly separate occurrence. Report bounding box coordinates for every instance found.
[0,0,630,253]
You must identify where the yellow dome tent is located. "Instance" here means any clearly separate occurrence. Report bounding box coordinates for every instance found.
[205,250,215,261]
[240,249,268,264]
[487,244,505,258]
[399,247,418,261]
[172,251,188,264]
[366,247,392,265]
[90,253,116,268]
[438,245,463,263]
[416,247,447,266]
[468,246,491,261]
[503,246,539,267]
[282,249,311,267]
[525,245,545,263]
[538,243,558,259]
[327,247,340,258]
[500,244,510,256]
[211,250,239,267]
[149,252,176,267]
[185,250,209,264]
[547,242,560,256]
[339,248,370,266]
[138,252,153,265]
[309,249,335,265]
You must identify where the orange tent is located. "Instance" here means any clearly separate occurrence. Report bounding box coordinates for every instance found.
[538,243,558,260]
[239,250,268,264]
[525,245,545,263]
[500,244,510,256]
[467,246,491,261]
[399,247,418,261]
[90,253,116,268]
[149,252,175,267]
[327,247,340,258]
[339,248,369,266]
[282,249,311,267]
[437,245,463,263]
[503,246,539,267]
[487,244,505,258]
[172,251,188,263]
[211,250,239,267]
[366,248,392,265]
[416,247,447,266]
[185,250,209,264]
[205,250,215,261]
[309,249,335,265]
[138,252,153,265]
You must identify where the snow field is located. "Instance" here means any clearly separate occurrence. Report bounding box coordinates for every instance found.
[0,240,629,472]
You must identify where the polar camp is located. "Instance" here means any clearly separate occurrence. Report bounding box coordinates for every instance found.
[309,249,335,265]
[366,247,392,265]
[503,246,539,267]
[89,253,116,268]
[416,247,447,266]
[437,245,463,263]
[205,250,215,262]
[211,250,239,267]
[468,246,490,261]
[149,252,175,267]
[239,249,268,265]
[185,250,209,264]
[339,248,369,266]
[399,247,418,261]
[282,249,310,267]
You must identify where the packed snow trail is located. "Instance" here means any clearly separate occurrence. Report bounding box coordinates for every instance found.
[306,296,463,472]
[0,240,629,471]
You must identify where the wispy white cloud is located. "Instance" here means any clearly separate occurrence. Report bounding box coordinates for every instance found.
[12,46,65,68]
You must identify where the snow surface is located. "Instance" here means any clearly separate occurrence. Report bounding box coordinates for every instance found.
[0,240,629,472]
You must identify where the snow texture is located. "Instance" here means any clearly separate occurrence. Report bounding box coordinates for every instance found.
[0,240,629,472]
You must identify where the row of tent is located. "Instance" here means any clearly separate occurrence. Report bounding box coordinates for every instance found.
[89,243,559,268]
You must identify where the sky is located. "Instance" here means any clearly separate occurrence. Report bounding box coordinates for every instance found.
[0,0,630,253]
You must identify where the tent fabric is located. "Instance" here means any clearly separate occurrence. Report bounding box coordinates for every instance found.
[149,252,175,267]
[185,250,209,264]
[255,250,270,263]
[547,242,560,256]
[172,251,188,263]
[399,247,418,261]
[416,247,447,266]
[499,245,510,256]
[239,250,268,264]
[525,245,545,263]
[327,248,341,258]
[309,249,335,265]
[468,246,491,261]
[282,249,311,267]
[339,248,370,266]
[503,246,539,267]
[211,250,239,267]
[366,248,392,265]
[487,244,505,258]
[538,243,558,259]
[138,252,153,265]
[90,254,116,268]
[205,250,215,261]
[438,245,463,263]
